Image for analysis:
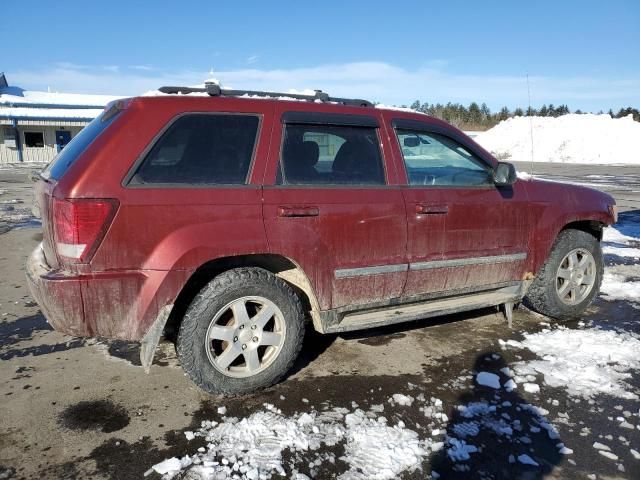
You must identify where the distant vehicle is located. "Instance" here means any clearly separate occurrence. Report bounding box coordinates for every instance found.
[26,84,617,395]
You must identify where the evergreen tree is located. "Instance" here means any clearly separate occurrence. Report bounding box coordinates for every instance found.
[498,107,510,121]
[547,104,556,117]
[539,104,549,117]
[514,107,524,117]
[410,100,421,111]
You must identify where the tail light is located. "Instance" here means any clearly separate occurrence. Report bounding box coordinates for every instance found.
[53,198,118,263]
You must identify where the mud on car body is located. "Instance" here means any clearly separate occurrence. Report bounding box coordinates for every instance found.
[27,84,617,395]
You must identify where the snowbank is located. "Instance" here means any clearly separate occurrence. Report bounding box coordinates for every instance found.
[475,114,640,165]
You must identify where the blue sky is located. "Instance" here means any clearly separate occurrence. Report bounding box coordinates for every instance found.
[4,0,639,111]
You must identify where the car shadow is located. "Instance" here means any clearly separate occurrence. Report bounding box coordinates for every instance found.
[286,306,503,379]
[429,351,565,479]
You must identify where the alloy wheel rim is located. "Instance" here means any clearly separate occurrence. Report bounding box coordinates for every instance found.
[205,296,286,378]
[555,248,596,305]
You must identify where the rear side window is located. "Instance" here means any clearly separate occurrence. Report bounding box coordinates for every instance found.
[278,124,385,185]
[42,110,119,180]
[130,114,259,185]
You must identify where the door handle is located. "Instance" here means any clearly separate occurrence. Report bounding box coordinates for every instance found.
[415,204,448,215]
[278,206,320,217]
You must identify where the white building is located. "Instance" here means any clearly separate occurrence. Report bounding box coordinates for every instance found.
[0,72,121,164]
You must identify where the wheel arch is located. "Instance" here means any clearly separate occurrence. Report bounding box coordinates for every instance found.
[559,219,605,241]
[164,254,320,340]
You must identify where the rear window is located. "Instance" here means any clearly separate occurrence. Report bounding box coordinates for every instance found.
[41,107,121,181]
[129,114,260,186]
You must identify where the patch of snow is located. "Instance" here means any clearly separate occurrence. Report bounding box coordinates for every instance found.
[149,402,434,480]
[0,106,104,119]
[523,383,540,394]
[475,372,500,389]
[508,326,640,399]
[446,438,478,462]
[475,114,640,165]
[601,272,640,303]
[602,245,640,258]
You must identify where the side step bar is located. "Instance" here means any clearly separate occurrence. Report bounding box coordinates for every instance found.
[323,285,522,334]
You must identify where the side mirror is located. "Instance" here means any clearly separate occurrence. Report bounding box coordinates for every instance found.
[493,162,517,186]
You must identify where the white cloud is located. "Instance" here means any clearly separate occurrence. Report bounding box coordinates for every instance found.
[246,55,260,65]
[7,62,639,111]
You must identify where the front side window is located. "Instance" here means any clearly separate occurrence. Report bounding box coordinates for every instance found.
[396,130,492,186]
[130,114,259,185]
[278,124,385,185]
[24,131,45,148]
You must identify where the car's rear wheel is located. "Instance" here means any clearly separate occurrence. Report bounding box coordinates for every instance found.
[176,267,305,395]
[524,229,603,319]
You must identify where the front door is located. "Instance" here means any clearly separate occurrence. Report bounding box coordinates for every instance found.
[262,108,407,311]
[391,123,530,296]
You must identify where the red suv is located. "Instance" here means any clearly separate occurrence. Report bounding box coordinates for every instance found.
[27,84,616,395]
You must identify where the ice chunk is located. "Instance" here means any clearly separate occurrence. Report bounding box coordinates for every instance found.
[151,457,182,474]
[517,454,539,466]
[476,372,500,389]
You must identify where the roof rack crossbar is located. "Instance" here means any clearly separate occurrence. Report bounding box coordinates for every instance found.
[158,83,372,107]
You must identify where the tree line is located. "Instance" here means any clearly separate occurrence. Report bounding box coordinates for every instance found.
[404,100,640,131]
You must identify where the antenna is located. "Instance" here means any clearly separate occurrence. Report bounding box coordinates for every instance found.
[526,73,534,175]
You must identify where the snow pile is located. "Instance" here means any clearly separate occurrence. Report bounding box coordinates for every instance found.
[504,327,640,399]
[475,114,640,165]
[147,400,439,480]
[601,224,640,303]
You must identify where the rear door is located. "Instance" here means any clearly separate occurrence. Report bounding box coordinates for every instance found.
[388,117,531,295]
[262,106,407,311]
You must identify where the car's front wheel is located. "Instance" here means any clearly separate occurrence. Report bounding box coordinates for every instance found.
[176,267,305,395]
[524,229,603,319]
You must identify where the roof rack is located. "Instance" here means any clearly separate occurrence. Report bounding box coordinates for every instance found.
[158,82,373,107]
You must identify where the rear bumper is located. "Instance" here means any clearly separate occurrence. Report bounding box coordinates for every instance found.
[26,244,189,340]
[26,243,87,337]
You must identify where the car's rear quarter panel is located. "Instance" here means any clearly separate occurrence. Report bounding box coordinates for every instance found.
[53,97,275,339]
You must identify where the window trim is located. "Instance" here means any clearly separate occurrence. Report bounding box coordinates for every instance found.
[123,112,263,188]
[392,121,496,189]
[23,130,46,148]
[275,122,388,187]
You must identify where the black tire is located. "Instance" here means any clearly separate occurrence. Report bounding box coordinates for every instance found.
[176,267,305,396]
[524,229,603,319]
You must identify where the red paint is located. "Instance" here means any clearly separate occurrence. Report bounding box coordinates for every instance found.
[26,95,617,341]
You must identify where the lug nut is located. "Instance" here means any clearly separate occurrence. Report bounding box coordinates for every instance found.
[233,336,238,342]
[252,336,258,342]
[242,344,247,350]
[251,325,256,330]
[239,325,244,330]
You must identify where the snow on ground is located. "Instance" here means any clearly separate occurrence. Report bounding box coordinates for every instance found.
[601,224,640,304]
[475,114,640,165]
[149,386,571,480]
[503,327,640,399]
[601,272,640,303]
[147,399,442,480]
